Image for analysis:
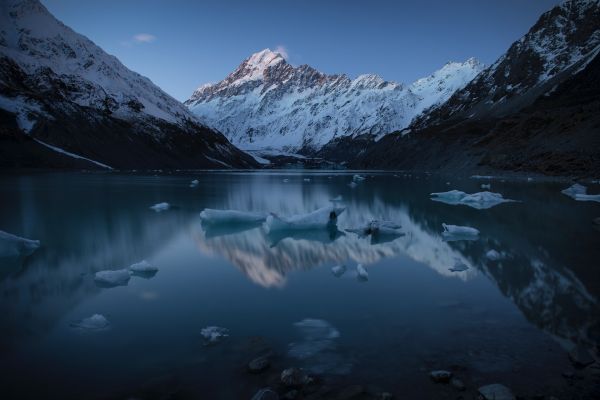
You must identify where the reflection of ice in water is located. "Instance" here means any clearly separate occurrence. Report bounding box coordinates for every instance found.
[0,230,40,258]
[70,314,110,332]
[288,318,351,375]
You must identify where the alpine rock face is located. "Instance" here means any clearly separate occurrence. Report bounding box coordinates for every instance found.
[354,0,600,176]
[0,0,256,169]
[186,49,483,153]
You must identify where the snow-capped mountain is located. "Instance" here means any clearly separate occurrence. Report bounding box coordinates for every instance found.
[412,0,600,128]
[0,0,256,169]
[186,49,483,152]
[352,0,600,176]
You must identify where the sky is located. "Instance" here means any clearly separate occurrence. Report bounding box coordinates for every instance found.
[42,0,560,101]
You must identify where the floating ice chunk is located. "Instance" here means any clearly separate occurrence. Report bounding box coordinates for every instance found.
[0,230,40,258]
[485,249,505,261]
[353,174,366,182]
[449,260,469,272]
[561,183,587,199]
[330,195,343,202]
[442,223,479,241]
[348,181,358,188]
[129,260,158,273]
[200,208,268,224]
[71,314,110,331]
[356,264,368,281]
[265,205,345,232]
[150,202,170,212]
[459,192,515,209]
[331,265,346,277]
[432,190,515,209]
[430,190,468,203]
[201,326,229,344]
[189,179,199,188]
[94,269,131,287]
[446,182,451,185]
[481,183,491,189]
[575,194,600,203]
[283,178,289,183]
[303,178,311,182]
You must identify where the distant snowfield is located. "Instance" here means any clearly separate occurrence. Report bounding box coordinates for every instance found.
[187,49,484,152]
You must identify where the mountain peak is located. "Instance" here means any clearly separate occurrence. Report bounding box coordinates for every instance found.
[245,48,285,67]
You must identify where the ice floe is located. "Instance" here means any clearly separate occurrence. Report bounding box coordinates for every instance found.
[71,314,110,331]
[303,178,311,182]
[150,202,170,212]
[431,190,515,209]
[348,181,358,188]
[356,264,369,281]
[485,249,506,261]
[449,260,469,272]
[331,265,346,277]
[128,260,158,278]
[94,269,131,287]
[353,174,366,182]
[329,195,343,202]
[481,183,491,189]
[0,230,40,258]
[189,179,199,188]
[201,326,229,344]
[561,183,587,199]
[288,318,350,375]
[265,205,345,232]
[575,194,600,203]
[200,208,268,224]
[441,223,480,241]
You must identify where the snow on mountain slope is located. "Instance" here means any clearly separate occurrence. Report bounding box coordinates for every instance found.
[0,0,193,128]
[186,50,483,152]
[0,0,257,169]
[412,0,600,128]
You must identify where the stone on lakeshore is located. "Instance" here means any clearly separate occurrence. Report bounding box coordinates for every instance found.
[429,370,452,383]
[478,384,515,400]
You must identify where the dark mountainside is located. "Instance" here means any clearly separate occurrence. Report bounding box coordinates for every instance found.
[0,0,257,170]
[345,0,600,177]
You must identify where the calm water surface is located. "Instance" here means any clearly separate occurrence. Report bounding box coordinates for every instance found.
[0,172,599,399]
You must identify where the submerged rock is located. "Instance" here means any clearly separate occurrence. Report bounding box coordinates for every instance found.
[569,344,596,367]
[451,378,466,391]
[251,388,279,400]
[0,230,41,258]
[281,368,309,387]
[429,370,452,383]
[248,356,271,373]
[478,384,515,400]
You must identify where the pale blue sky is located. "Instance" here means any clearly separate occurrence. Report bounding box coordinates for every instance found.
[42,0,560,101]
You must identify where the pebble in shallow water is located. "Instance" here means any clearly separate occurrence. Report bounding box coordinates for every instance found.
[248,356,270,373]
[429,370,452,383]
[251,388,279,400]
[281,367,310,387]
[478,383,515,400]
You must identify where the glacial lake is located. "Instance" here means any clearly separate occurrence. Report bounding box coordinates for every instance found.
[1,171,599,399]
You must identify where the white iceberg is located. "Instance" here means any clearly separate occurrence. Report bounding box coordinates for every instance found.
[561,183,587,199]
[348,181,358,188]
[449,260,469,272]
[189,179,199,187]
[331,265,346,277]
[0,230,40,258]
[431,190,515,209]
[575,194,600,203]
[150,202,170,212]
[481,183,491,189]
[303,178,311,182]
[485,249,504,261]
[430,190,468,202]
[129,260,158,273]
[265,205,345,232]
[356,264,368,281]
[441,223,480,241]
[283,178,290,183]
[201,326,229,344]
[71,314,110,331]
[353,174,366,182]
[200,208,268,224]
[94,269,131,287]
